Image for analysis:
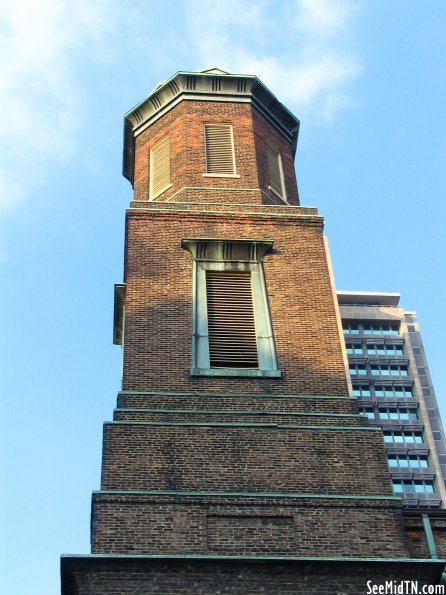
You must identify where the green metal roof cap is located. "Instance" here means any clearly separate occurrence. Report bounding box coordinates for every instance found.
[122,67,300,184]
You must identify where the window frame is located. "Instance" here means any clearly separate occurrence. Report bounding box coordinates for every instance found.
[203,124,239,178]
[182,239,281,378]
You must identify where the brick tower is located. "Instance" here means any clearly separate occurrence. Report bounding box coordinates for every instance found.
[61,68,445,593]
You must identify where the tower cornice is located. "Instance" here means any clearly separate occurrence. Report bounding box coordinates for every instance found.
[123,68,300,184]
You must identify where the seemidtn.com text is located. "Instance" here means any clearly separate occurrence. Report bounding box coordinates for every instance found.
[366,581,445,595]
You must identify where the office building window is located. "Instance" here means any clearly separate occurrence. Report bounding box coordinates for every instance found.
[383,430,423,445]
[346,343,364,354]
[353,385,372,397]
[367,344,404,356]
[392,479,435,494]
[349,364,367,376]
[343,323,360,335]
[343,322,399,336]
[363,323,399,336]
[394,385,414,398]
[370,364,408,377]
[387,455,429,469]
[377,407,418,421]
[374,385,413,398]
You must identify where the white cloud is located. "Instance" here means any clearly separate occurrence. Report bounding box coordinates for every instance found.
[0,0,112,212]
[185,0,362,122]
[297,0,359,35]
[0,0,362,214]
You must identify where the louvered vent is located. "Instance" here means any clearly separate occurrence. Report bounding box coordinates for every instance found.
[113,284,126,345]
[149,95,161,110]
[237,79,247,93]
[206,272,258,368]
[204,125,236,175]
[150,136,171,199]
[266,145,285,199]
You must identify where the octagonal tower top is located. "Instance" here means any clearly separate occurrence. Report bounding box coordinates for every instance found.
[123,67,300,186]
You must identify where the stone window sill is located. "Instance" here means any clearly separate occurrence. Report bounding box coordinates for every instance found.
[190,368,282,378]
[202,173,241,179]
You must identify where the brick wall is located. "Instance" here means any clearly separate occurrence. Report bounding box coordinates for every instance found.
[132,100,299,205]
[404,516,446,559]
[121,207,349,397]
[61,557,444,595]
[100,424,392,495]
[91,493,407,557]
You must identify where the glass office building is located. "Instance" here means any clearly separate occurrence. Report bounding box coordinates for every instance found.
[338,291,446,508]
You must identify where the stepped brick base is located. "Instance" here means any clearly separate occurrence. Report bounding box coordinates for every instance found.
[61,556,445,595]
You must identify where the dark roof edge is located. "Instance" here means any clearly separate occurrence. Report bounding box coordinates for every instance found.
[337,291,401,308]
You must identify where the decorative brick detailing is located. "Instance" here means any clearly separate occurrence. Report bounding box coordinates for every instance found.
[117,392,358,414]
[113,409,365,426]
[206,515,295,553]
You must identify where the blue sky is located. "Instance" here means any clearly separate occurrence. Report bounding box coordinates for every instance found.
[1,1,445,593]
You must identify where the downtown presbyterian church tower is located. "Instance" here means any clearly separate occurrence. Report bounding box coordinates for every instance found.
[61,68,445,593]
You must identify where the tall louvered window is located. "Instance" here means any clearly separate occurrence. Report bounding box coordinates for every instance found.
[206,272,258,368]
[182,239,281,378]
[150,136,171,199]
[204,124,236,175]
[266,145,286,201]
